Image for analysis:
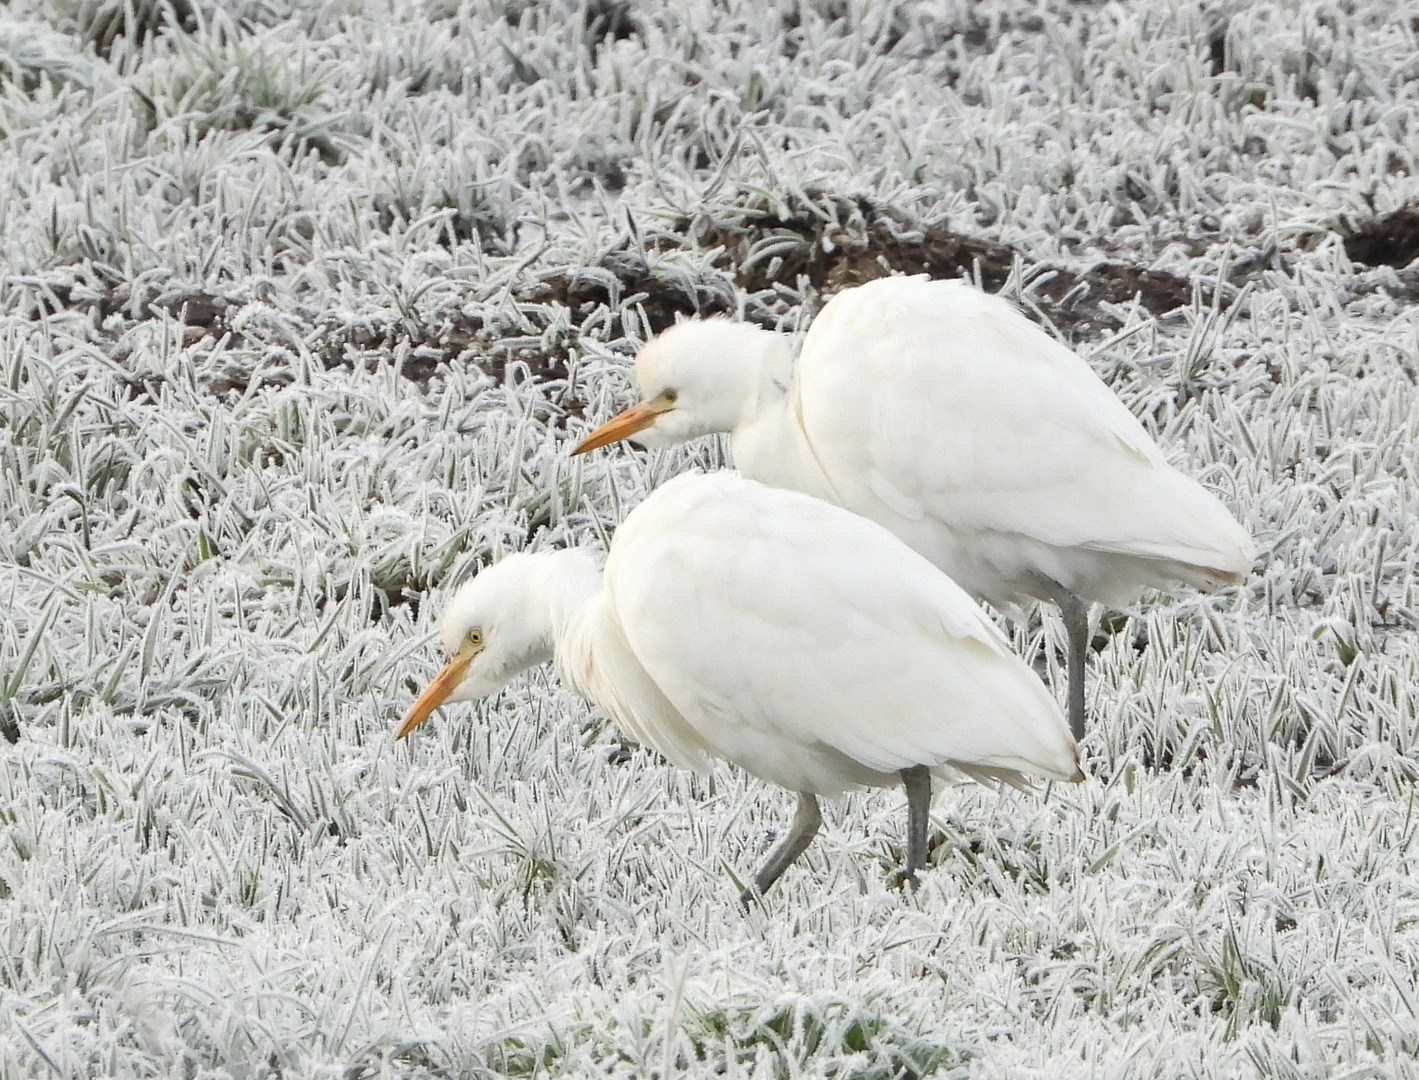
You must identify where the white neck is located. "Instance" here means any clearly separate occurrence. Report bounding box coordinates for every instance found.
[729,343,841,503]
[538,551,603,651]
[745,331,795,424]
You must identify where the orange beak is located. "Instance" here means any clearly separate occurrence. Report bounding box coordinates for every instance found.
[571,402,661,456]
[396,652,475,739]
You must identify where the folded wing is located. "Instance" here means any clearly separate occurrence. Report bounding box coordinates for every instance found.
[797,277,1254,583]
[604,473,1080,794]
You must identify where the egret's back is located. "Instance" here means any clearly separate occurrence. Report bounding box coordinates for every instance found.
[783,277,1254,606]
[603,472,1081,795]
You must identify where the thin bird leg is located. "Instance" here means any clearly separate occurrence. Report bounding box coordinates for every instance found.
[740,792,821,909]
[1034,574,1090,742]
[901,765,932,890]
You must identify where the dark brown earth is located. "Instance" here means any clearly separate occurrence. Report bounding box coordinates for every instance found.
[1343,207,1419,270]
[16,196,1417,400]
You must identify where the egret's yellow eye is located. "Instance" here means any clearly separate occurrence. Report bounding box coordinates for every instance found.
[465,628,484,650]
[661,388,678,405]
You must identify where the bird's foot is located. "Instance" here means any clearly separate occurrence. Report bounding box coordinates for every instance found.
[888,867,922,893]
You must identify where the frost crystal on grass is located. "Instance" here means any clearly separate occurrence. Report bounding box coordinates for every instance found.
[2,1,1419,1076]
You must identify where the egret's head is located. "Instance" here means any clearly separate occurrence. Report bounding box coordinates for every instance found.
[573,319,786,455]
[396,550,600,739]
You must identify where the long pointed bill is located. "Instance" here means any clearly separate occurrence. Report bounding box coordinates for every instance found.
[396,653,474,739]
[571,402,660,456]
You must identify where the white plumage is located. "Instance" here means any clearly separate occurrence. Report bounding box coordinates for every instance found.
[574,276,1255,738]
[398,472,1081,902]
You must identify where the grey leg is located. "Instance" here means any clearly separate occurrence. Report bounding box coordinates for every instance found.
[740,792,821,909]
[1034,574,1090,742]
[901,765,932,890]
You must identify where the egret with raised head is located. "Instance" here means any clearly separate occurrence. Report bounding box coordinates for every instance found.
[574,276,1254,740]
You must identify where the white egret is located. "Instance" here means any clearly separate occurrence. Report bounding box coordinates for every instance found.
[573,276,1255,740]
[398,472,1081,904]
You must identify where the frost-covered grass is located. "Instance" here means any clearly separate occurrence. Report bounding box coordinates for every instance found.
[2,0,1419,1076]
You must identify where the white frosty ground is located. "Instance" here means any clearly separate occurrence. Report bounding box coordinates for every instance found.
[1,0,1418,1076]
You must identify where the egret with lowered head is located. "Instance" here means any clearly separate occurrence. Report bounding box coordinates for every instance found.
[573,276,1255,740]
[398,472,1082,905]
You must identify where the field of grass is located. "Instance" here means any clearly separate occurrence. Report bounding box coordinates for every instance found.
[2,0,1419,1075]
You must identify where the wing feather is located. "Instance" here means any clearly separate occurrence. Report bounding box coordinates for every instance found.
[797,277,1253,578]
[605,473,1079,795]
